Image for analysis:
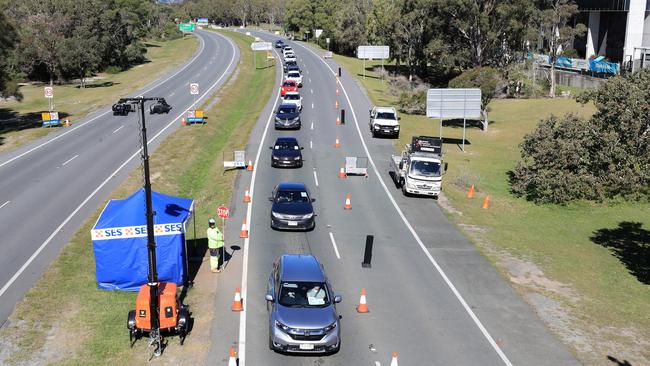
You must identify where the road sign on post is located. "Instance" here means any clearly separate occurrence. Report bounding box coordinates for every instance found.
[217,205,230,219]
[356,46,390,80]
[189,83,199,95]
[426,88,482,151]
[250,42,273,69]
[178,23,195,32]
[44,86,54,112]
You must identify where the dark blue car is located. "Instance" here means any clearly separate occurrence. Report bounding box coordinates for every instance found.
[269,182,315,231]
[275,103,301,130]
[275,39,285,48]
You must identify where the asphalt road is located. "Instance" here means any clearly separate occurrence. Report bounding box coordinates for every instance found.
[0,30,239,325]
[207,30,579,366]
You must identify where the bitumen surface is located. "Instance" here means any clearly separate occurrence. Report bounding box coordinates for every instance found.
[206,30,580,366]
[0,30,239,326]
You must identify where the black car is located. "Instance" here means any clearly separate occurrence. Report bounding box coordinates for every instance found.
[275,103,301,129]
[269,182,315,231]
[150,99,172,114]
[283,60,298,73]
[112,100,134,116]
[275,39,285,48]
[270,137,303,168]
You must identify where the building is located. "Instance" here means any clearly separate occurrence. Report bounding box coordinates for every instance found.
[574,0,650,70]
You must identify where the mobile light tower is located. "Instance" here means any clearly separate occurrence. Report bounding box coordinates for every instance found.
[125,97,190,357]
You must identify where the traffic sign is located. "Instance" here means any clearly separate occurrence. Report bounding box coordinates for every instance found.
[357,46,390,60]
[44,86,54,99]
[178,23,195,32]
[250,42,272,51]
[217,205,230,219]
[189,83,199,95]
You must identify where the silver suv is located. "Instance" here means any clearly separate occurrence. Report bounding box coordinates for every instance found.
[266,254,341,354]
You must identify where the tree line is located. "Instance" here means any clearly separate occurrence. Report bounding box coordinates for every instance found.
[0,0,181,95]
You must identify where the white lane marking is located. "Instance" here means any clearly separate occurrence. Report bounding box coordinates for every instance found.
[313,170,319,186]
[328,232,341,259]
[310,121,314,130]
[299,42,514,366]
[311,102,314,109]
[0,35,208,169]
[375,362,381,366]
[310,89,313,94]
[0,33,238,302]
[309,78,312,83]
[310,140,313,149]
[112,125,124,134]
[170,92,176,97]
[0,201,10,209]
[238,45,282,366]
[61,154,79,166]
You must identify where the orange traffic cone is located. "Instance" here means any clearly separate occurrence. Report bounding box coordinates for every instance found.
[335,137,341,148]
[356,288,369,313]
[482,195,490,209]
[247,160,254,171]
[181,118,187,126]
[336,88,340,96]
[467,184,475,199]
[336,115,341,125]
[335,100,339,109]
[228,346,237,366]
[243,187,251,203]
[390,352,399,366]
[344,194,352,210]
[339,164,346,179]
[240,219,249,238]
[231,287,243,312]
[336,77,340,86]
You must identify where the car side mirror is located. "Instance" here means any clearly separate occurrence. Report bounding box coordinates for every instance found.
[269,146,273,149]
[334,295,342,303]
[369,109,372,117]
[300,147,304,150]
[265,294,274,302]
[268,197,274,202]
[311,198,316,202]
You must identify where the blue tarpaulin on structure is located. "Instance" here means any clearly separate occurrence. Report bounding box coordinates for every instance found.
[91,189,193,291]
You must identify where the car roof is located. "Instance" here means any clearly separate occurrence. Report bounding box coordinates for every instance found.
[277,181,307,191]
[287,70,300,74]
[279,254,325,282]
[275,137,298,144]
[375,107,396,113]
[278,103,297,109]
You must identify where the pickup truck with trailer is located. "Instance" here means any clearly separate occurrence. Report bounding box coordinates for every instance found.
[389,136,447,198]
[369,106,400,138]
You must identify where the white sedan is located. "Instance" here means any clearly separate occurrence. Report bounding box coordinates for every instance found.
[285,70,302,87]
[282,91,303,110]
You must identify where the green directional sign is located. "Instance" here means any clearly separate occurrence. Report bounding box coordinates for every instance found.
[178,23,195,32]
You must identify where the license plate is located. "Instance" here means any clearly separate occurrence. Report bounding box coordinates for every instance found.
[287,221,298,226]
[299,343,314,350]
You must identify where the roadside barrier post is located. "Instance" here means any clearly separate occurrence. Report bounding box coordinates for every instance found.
[362,235,373,268]
[340,109,345,125]
[338,67,341,77]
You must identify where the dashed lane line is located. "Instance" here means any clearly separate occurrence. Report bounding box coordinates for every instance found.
[0,201,10,209]
[328,232,341,259]
[112,125,124,134]
[61,154,79,166]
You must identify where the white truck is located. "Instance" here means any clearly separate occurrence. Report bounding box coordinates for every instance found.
[369,106,400,138]
[389,136,447,198]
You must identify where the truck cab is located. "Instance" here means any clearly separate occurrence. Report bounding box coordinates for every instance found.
[389,136,447,198]
[369,106,400,138]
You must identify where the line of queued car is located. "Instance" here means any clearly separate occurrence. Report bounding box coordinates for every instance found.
[269,39,342,357]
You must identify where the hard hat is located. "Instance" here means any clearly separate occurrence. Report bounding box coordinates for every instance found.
[208,218,216,225]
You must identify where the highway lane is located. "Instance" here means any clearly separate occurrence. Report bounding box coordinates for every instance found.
[0,30,239,325]
[206,30,579,366]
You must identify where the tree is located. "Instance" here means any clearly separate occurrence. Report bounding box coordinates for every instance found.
[0,10,19,98]
[448,66,502,110]
[538,0,585,97]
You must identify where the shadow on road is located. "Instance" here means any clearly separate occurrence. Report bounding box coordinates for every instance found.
[607,355,633,365]
[0,108,72,145]
[591,221,650,285]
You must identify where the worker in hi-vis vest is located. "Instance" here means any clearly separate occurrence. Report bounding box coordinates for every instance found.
[207,218,225,273]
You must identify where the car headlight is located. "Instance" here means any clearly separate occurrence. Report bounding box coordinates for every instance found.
[406,180,416,189]
[275,116,281,122]
[275,320,290,332]
[272,212,288,219]
[272,156,279,160]
[294,156,301,161]
[394,126,400,130]
[300,213,313,219]
[322,322,337,333]
[374,125,380,130]
[292,117,300,122]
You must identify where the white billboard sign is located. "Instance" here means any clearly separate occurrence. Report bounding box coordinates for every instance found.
[314,29,323,38]
[357,45,389,60]
[250,41,272,51]
[426,88,482,119]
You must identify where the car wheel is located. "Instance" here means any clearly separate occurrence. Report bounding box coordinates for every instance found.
[401,181,409,197]
[395,132,400,139]
[372,130,377,138]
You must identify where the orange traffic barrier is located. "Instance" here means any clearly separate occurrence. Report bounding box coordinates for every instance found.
[467,184,475,199]
[482,195,490,209]
[356,288,369,313]
[335,137,341,148]
[339,165,346,179]
[231,288,243,312]
[228,346,237,366]
[243,187,251,203]
[239,219,249,238]
[247,160,254,171]
[344,194,352,210]
[390,352,399,366]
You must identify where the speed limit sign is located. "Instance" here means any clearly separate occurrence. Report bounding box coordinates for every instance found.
[44,86,54,99]
[189,83,199,95]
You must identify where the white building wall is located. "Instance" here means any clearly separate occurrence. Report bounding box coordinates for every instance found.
[643,11,650,46]
[624,0,649,61]
[586,11,600,58]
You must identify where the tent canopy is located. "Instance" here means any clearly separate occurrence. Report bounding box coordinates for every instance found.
[91,189,193,291]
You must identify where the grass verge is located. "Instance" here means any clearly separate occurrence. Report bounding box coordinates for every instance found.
[0,30,275,365]
[0,36,199,154]
[315,44,650,365]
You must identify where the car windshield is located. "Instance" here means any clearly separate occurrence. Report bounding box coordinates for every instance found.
[284,94,300,100]
[278,106,296,114]
[275,190,309,203]
[275,141,299,150]
[410,160,441,177]
[278,281,329,307]
[283,81,295,87]
[376,112,396,120]
[288,72,300,78]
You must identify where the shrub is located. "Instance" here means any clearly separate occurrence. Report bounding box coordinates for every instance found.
[397,84,427,115]
[104,66,122,74]
[448,66,502,110]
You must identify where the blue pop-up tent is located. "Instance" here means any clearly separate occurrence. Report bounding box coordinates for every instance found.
[91,189,194,291]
